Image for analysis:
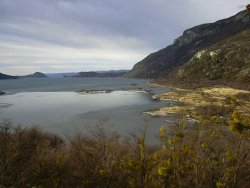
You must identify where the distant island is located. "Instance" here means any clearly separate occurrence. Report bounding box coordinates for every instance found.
[45,72,78,78]
[0,73,18,80]
[0,72,48,79]
[74,70,129,78]
[22,72,48,78]
[0,70,130,79]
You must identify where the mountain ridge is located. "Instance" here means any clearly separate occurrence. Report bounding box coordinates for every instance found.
[23,72,48,78]
[125,10,250,79]
[75,70,129,78]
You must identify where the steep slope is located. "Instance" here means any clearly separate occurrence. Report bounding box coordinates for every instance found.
[126,10,250,78]
[171,29,250,82]
[0,73,18,79]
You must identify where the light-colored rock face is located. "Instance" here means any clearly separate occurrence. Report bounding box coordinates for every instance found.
[195,50,207,59]
[209,51,217,57]
[172,29,250,82]
[173,27,216,47]
[192,49,219,60]
[173,11,250,48]
[174,30,199,46]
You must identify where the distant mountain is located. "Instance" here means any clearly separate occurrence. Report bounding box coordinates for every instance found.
[125,11,250,79]
[75,70,129,78]
[0,73,18,80]
[23,72,48,78]
[45,70,129,78]
[46,72,78,77]
[95,70,130,74]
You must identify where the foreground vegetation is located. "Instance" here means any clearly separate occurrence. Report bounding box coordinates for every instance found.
[0,101,249,188]
[1,84,249,188]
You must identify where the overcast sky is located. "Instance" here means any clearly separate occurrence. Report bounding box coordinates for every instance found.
[0,0,248,75]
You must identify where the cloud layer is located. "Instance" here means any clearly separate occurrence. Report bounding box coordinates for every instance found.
[0,0,248,75]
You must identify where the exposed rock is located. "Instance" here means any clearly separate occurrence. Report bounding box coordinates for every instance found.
[171,30,250,82]
[0,91,6,95]
[152,94,160,100]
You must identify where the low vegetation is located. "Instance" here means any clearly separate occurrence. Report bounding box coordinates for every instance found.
[0,95,249,187]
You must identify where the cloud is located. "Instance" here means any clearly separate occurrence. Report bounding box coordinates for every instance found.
[0,0,248,75]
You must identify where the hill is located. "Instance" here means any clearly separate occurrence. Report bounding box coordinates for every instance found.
[125,11,250,79]
[23,72,48,78]
[170,29,250,82]
[0,73,18,80]
[75,70,129,78]
[45,72,78,77]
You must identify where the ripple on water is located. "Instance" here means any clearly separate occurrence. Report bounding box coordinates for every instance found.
[0,103,13,108]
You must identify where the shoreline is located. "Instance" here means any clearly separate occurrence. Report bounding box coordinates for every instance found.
[144,83,250,120]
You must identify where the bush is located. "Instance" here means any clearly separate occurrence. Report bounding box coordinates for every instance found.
[195,105,234,117]
[0,118,249,187]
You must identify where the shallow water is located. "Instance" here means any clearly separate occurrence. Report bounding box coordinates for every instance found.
[0,77,174,143]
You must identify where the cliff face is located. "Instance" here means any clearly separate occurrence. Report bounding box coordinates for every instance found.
[125,11,250,78]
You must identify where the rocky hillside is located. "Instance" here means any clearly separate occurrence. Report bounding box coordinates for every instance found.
[171,29,250,82]
[126,10,250,79]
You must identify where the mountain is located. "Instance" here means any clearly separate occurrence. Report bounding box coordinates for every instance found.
[125,10,250,79]
[170,29,250,82]
[45,70,129,78]
[75,70,129,77]
[0,73,18,79]
[95,70,129,74]
[46,72,78,77]
[24,72,48,78]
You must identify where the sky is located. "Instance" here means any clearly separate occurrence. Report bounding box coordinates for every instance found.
[0,0,249,75]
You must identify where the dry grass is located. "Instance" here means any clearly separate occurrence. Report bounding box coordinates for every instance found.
[145,86,250,119]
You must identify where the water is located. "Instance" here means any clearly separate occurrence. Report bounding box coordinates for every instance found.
[0,77,166,94]
[0,77,174,143]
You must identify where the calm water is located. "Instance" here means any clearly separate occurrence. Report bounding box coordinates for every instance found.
[0,78,174,142]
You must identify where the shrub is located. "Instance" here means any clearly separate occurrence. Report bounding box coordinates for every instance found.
[0,117,249,187]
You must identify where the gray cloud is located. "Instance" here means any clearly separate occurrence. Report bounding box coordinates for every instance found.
[0,0,248,75]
